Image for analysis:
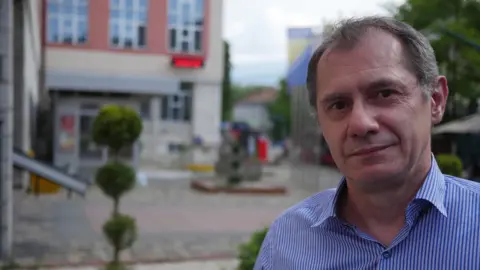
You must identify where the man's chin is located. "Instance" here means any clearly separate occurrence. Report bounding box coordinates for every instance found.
[347,164,404,186]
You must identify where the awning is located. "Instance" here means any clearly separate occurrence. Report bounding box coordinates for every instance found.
[46,69,181,95]
[432,113,480,135]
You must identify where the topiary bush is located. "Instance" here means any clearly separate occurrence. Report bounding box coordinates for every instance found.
[95,162,136,214]
[103,214,138,270]
[435,154,463,177]
[93,105,143,153]
[92,105,143,269]
[237,227,269,270]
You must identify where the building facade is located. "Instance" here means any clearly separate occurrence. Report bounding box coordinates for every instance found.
[233,88,277,134]
[1,0,43,259]
[42,0,224,177]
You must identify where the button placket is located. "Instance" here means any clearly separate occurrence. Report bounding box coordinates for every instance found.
[382,250,391,259]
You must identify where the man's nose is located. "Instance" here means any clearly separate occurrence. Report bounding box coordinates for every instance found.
[346,102,379,137]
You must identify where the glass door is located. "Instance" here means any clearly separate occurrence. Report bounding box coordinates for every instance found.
[79,114,104,161]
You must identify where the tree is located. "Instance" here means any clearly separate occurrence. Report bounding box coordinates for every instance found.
[92,105,142,270]
[392,0,480,120]
[268,78,291,141]
[222,41,232,121]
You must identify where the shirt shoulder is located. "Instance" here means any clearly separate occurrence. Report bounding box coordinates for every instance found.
[270,188,337,231]
[444,175,480,202]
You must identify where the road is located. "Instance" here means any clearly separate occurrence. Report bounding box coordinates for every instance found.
[13,164,342,267]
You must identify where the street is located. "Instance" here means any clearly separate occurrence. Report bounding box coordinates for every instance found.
[13,164,342,267]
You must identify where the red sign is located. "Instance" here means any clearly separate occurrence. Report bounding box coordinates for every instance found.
[61,115,75,132]
[171,55,204,69]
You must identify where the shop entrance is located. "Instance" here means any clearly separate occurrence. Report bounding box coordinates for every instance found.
[53,93,140,180]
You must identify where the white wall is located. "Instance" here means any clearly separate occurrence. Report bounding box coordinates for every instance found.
[139,96,193,169]
[23,0,42,148]
[233,104,271,132]
[138,82,222,169]
[12,0,41,189]
[191,83,222,164]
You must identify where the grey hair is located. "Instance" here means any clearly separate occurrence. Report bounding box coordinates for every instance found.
[306,16,439,109]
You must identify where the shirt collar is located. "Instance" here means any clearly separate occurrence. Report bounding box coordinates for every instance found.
[311,154,447,227]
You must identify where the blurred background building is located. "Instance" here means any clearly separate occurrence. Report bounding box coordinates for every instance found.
[1,0,43,258]
[286,27,326,165]
[43,0,224,177]
[1,0,224,258]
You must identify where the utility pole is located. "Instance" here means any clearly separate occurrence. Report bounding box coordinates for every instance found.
[0,0,14,260]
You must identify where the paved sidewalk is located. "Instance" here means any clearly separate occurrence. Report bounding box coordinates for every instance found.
[14,164,342,266]
[45,259,238,270]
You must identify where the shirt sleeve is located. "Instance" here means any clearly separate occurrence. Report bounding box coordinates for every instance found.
[254,228,273,270]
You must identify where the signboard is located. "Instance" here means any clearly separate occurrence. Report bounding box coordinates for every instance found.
[171,55,205,69]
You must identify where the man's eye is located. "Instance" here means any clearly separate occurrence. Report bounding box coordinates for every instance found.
[330,101,347,110]
[378,89,395,98]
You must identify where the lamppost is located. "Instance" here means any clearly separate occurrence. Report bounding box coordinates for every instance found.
[0,0,14,260]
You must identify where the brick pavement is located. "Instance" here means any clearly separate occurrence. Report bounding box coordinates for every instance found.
[12,164,342,267]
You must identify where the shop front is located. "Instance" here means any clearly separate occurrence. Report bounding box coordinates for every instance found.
[53,92,140,180]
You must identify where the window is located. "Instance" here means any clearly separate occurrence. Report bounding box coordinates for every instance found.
[109,0,148,49]
[79,115,102,159]
[47,0,89,44]
[160,84,193,122]
[168,0,204,54]
[140,99,151,119]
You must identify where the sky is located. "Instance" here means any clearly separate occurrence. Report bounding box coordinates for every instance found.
[223,0,405,86]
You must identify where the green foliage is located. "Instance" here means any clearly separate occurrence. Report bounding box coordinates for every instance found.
[392,0,480,120]
[103,214,138,253]
[92,104,141,268]
[268,78,291,141]
[0,261,21,270]
[237,227,269,270]
[95,162,136,202]
[435,154,463,177]
[92,105,143,153]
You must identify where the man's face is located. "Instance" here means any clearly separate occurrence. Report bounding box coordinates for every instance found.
[315,30,448,191]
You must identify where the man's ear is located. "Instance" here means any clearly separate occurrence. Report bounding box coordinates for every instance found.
[431,76,449,125]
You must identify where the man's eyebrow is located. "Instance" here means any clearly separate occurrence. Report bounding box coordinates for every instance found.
[319,92,350,106]
[360,78,404,91]
[317,78,407,106]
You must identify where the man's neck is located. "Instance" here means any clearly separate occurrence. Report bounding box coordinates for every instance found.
[340,154,432,245]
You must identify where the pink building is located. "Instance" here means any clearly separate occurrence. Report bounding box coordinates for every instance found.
[42,0,224,177]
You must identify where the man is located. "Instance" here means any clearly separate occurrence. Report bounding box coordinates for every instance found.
[255,16,480,270]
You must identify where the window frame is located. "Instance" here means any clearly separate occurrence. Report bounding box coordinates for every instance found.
[140,98,151,120]
[46,0,89,45]
[167,0,204,54]
[160,85,193,123]
[109,0,149,49]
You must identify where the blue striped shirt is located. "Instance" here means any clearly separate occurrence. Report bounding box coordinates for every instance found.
[255,157,480,269]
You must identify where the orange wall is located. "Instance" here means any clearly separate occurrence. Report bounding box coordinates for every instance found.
[42,0,209,56]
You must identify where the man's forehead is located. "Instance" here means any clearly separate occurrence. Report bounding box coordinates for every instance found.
[318,30,405,70]
[315,30,410,93]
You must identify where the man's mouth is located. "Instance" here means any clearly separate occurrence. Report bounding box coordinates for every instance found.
[349,144,393,157]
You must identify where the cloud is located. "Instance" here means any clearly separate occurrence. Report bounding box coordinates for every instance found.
[224,0,406,84]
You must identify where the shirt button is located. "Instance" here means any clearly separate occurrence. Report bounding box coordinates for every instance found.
[382,251,392,259]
